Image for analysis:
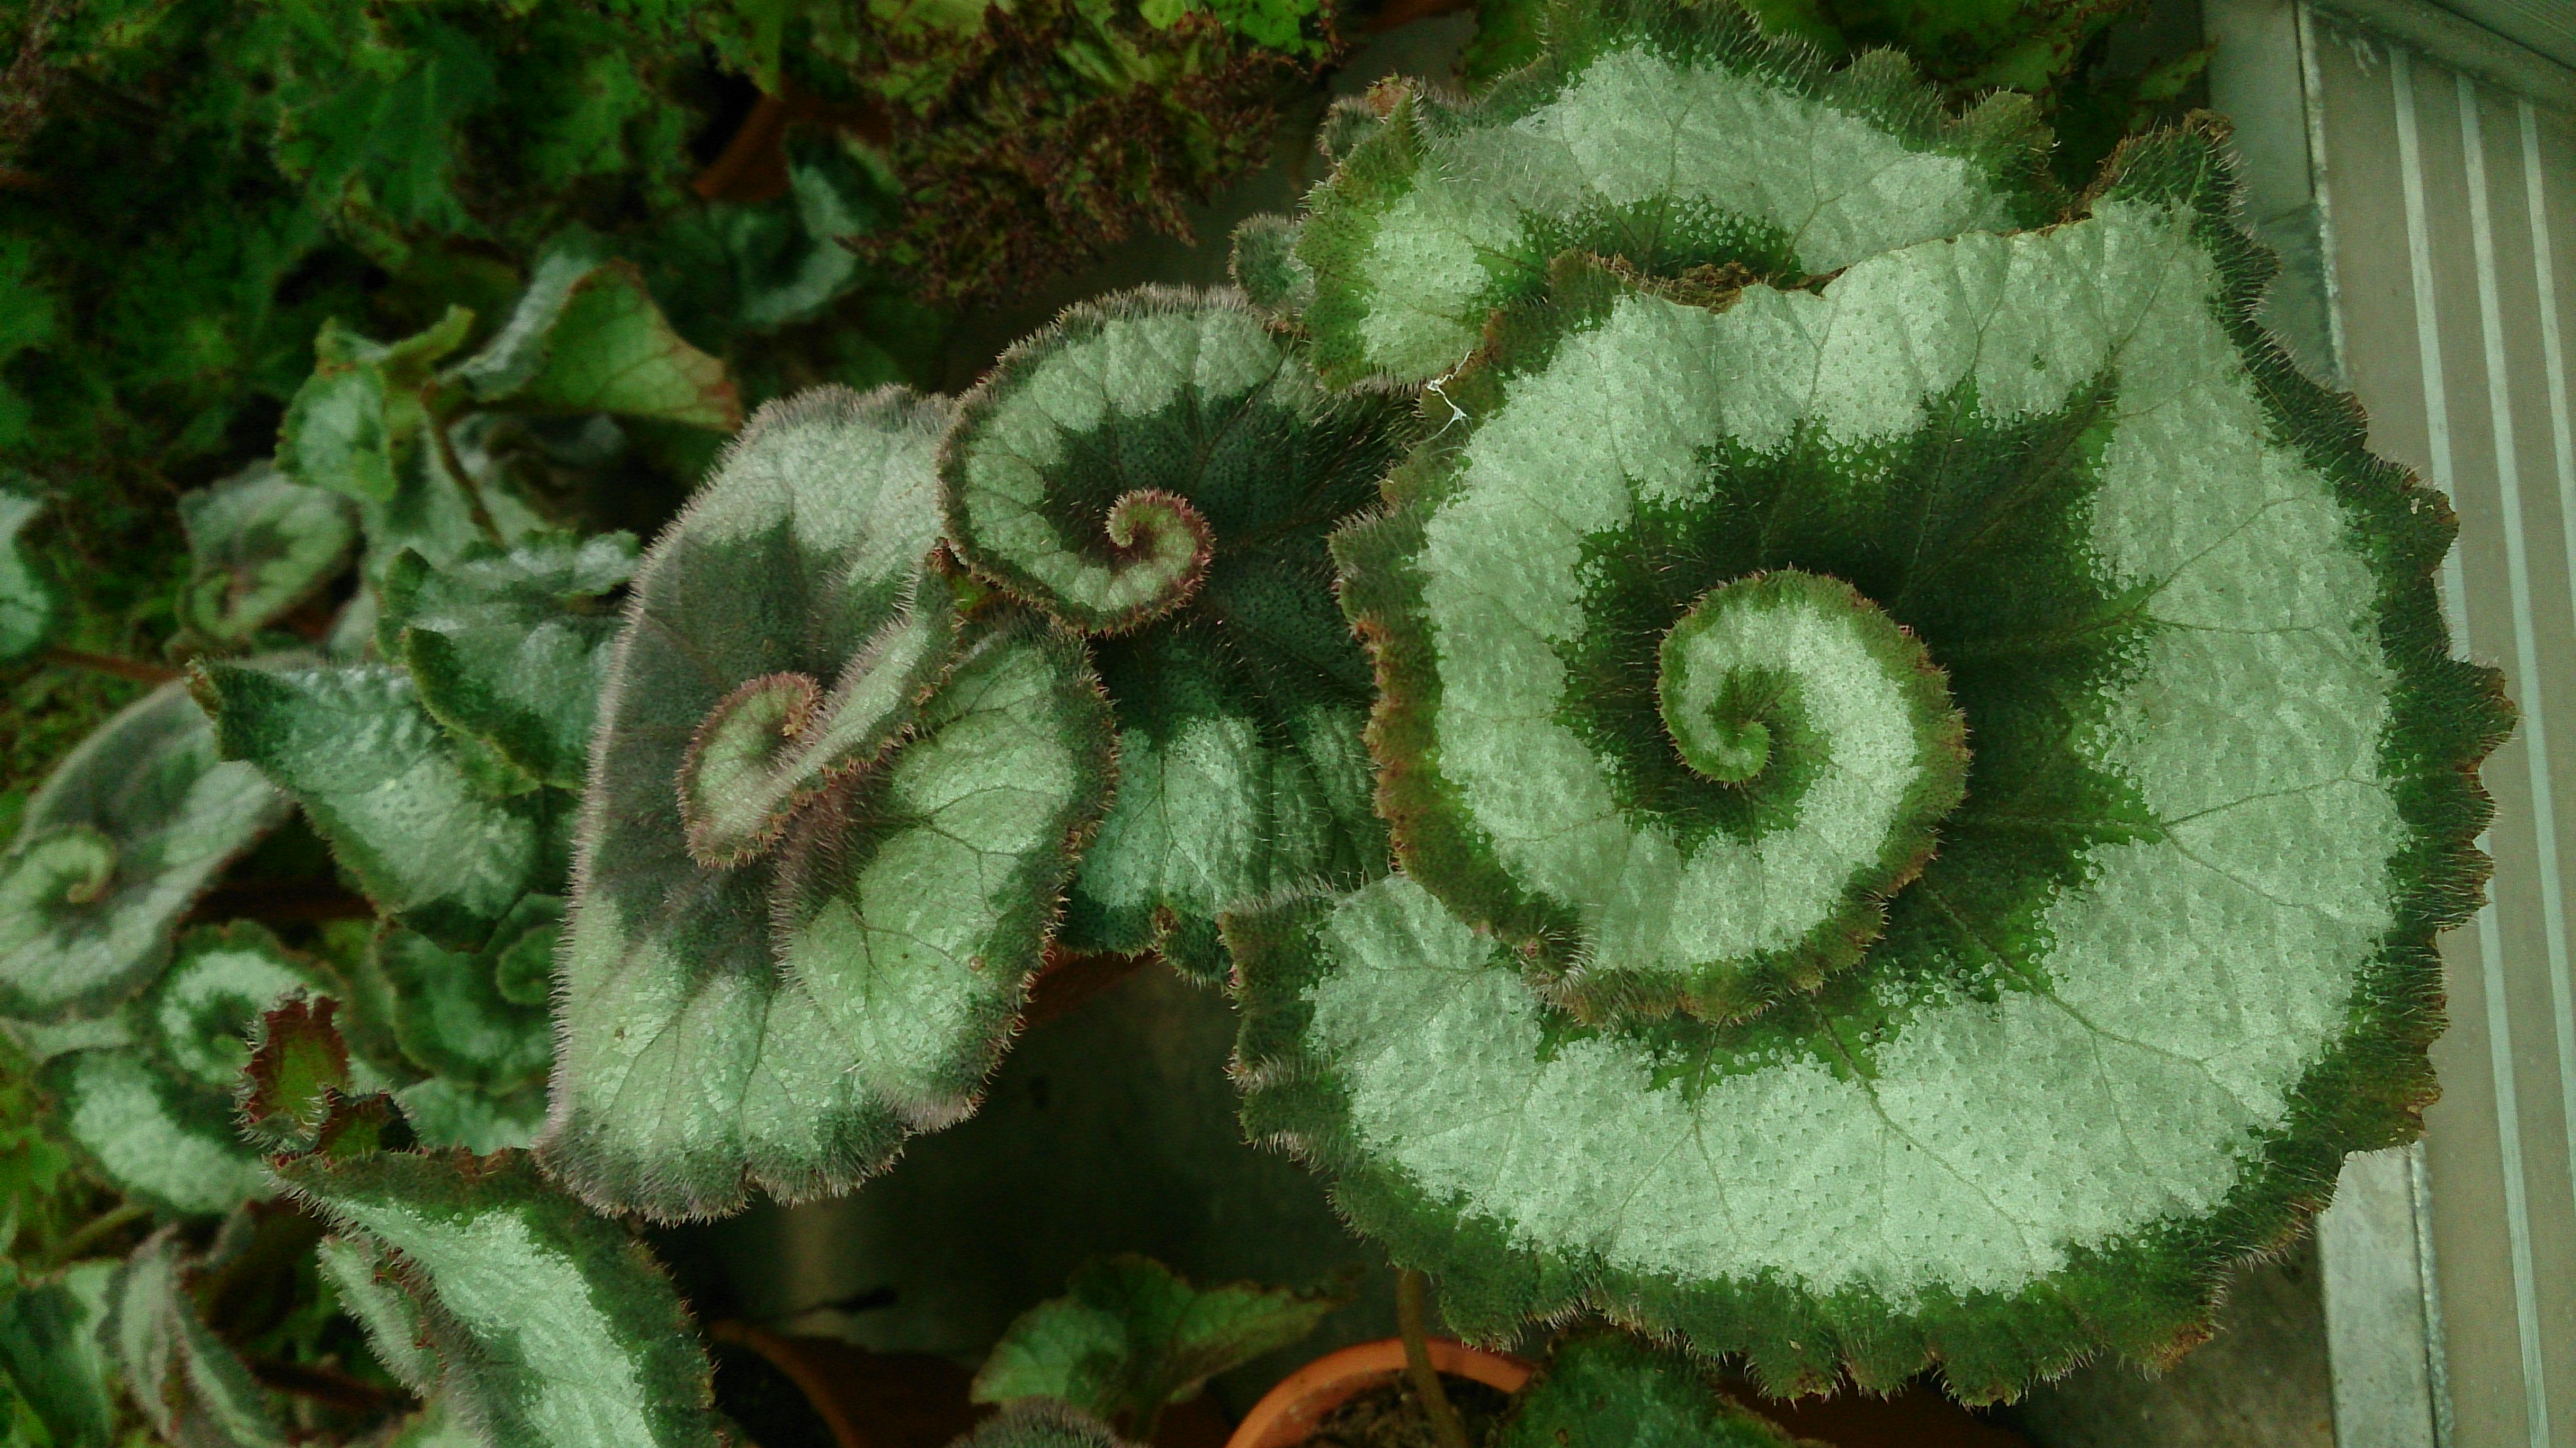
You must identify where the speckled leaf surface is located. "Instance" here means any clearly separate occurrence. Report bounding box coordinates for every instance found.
[972,1255,1336,1428]
[379,533,639,788]
[374,896,559,1093]
[0,488,53,663]
[195,660,557,949]
[103,1230,288,1448]
[448,237,743,433]
[396,1080,549,1156]
[179,463,361,647]
[0,682,286,1020]
[1292,0,2054,384]
[542,386,1115,1221]
[1495,1332,1802,1448]
[943,290,1408,975]
[273,1150,725,1448]
[1241,126,2507,1397]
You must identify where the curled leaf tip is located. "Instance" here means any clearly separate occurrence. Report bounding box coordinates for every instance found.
[1098,489,1214,628]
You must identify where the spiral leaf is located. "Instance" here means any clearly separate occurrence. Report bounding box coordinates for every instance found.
[40,1047,272,1215]
[0,682,285,1020]
[543,386,1115,1221]
[945,289,1413,976]
[141,923,334,1088]
[374,895,560,1093]
[178,463,360,648]
[1245,121,2508,1397]
[1291,0,2054,385]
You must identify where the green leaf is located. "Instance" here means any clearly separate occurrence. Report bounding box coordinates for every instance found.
[1228,215,1312,319]
[1496,1332,1801,1448]
[448,235,743,432]
[943,290,1408,977]
[278,309,476,507]
[950,1403,1135,1448]
[373,897,559,1093]
[272,1150,725,1448]
[236,995,355,1151]
[195,660,555,949]
[0,489,55,665]
[1293,0,2055,385]
[315,1233,437,1394]
[541,386,1115,1221]
[378,533,639,788]
[178,463,362,648]
[0,1267,119,1448]
[369,1397,484,1448]
[393,1079,547,1155]
[1255,122,2508,1399]
[103,1229,290,1448]
[0,682,287,1020]
[972,1256,1337,1435]
[141,923,336,1089]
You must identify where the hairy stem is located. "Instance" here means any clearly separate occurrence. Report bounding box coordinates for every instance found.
[426,394,505,549]
[1396,1269,1472,1448]
[41,645,177,684]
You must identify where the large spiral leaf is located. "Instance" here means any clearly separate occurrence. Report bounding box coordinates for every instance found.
[1287,0,2054,386]
[1238,126,2505,1397]
[541,386,1115,1221]
[943,290,1410,974]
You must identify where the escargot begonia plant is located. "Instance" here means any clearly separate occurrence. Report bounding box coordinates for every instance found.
[0,0,2510,1438]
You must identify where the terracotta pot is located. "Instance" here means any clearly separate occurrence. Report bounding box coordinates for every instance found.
[1224,1338,1535,1448]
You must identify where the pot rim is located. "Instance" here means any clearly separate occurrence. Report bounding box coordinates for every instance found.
[1223,1338,1534,1448]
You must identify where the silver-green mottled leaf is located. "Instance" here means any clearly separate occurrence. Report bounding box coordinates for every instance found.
[104,1231,289,1448]
[142,923,334,1087]
[195,661,555,949]
[368,1397,484,1448]
[0,682,285,1019]
[378,533,638,788]
[317,1234,438,1394]
[972,1256,1335,1430]
[0,1264,118,1448]
[373,896,559,1093]
[274,1150,725,1448]
[279,311,476,507]
[448,236,742,432]
[542,386,1116,1221]
[42,1049,268,1215]
[179,463,361,646]
[0,489,53,664]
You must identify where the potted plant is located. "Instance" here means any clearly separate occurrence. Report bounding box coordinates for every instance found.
[0,0,2505,1444]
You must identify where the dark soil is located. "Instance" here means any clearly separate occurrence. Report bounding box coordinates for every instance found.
[1302,1375,1516,1448]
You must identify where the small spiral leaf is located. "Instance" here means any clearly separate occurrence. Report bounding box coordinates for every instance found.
[945,289,1414,975]
[274,1150,725,1448]
[379,532,641,789]
[676,585,960,867]
[0,682,285,1020]
[1293,0,2054,384]
[374,896,560,1093]
[543,386,1114,1221]
[141,923,334,1088]
[1249,126,2508,1396]
[178,463,360,648]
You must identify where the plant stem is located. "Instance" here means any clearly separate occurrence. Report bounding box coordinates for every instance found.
[1396,1269,1472,1448]
[41,645,177,685]
[45,1200,147,1267]
[426,397,506,548]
